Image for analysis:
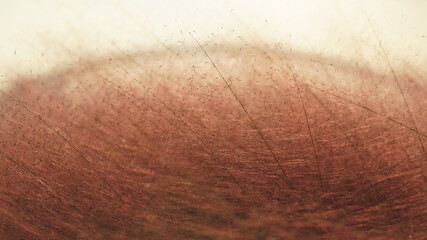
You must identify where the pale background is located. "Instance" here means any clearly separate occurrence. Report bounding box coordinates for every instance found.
[0,0,426,87]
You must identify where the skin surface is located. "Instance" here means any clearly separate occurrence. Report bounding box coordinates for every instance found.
[0,41,426,239]
[1,1,427,239]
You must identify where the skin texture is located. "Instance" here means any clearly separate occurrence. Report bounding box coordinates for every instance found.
[0,43,426,239]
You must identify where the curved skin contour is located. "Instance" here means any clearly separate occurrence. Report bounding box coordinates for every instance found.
[0,43,426,239]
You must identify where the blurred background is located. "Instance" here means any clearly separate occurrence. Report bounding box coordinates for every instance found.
[0,0,426,87]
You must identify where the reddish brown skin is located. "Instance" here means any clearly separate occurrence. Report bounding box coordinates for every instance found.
[0,45,426,239]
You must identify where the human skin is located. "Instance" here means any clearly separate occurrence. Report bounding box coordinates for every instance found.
[0,1,426,240]
[0,42,426,239]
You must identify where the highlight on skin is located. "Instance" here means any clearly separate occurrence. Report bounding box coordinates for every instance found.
[0,34,426,239]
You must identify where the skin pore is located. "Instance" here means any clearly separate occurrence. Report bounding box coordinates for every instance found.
[0,1,426,239]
